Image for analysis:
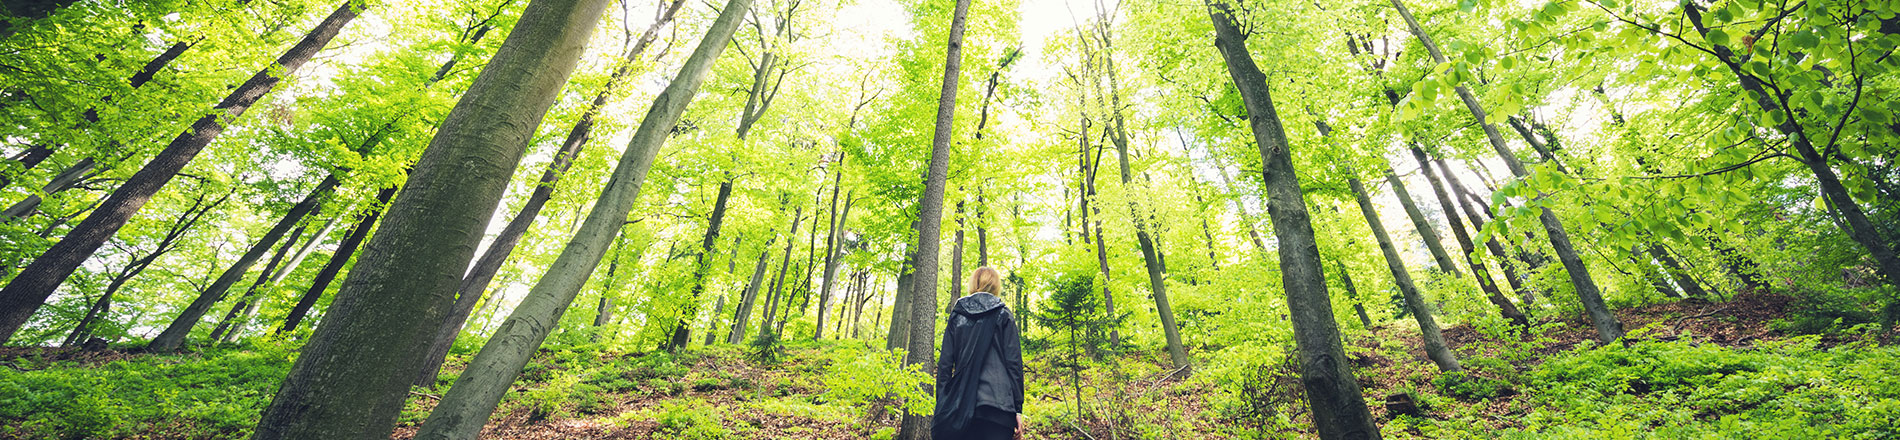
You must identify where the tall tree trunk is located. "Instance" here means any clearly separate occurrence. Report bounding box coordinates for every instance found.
[815,164,848,340]
[1392,0,1624,343]
[1335,260,1374,328]
[728,237,774,344]
[669,181,734,349]
[1412,147,1527,327]
[1647,245,1708,298]
[1386,168,1460,276]
[278,184,395,335]
[1107,104,1189,370]
[896,0,970,435]
[0,2,361,345]
[64,188,225,346]
[762,206,803,339]
[148,175,339,351]
[1351,177,1460,372]
[0,157,96,222]
[885,239,915,351]
[410,0,746,434]
[951,200,965,300]
[414,0,679,385]
[1209,4,1383,437]
[252,0,614,436]
[1439,159,1537,306]
[207,224,308,343]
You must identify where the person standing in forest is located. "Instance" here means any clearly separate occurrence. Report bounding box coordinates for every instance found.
[933,266,1026,439]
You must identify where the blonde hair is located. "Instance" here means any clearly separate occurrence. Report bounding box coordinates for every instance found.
[968,267,1003,296]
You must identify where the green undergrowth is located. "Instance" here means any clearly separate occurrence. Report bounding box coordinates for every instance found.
[1377,334,1900,439]
[0,340,295,439]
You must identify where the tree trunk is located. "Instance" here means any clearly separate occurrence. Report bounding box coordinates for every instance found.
[0,157,96,222]
[0,2,361,346]
[815,164,848,340]
[1412,147,1527,327]
[728,238,774,344]
[1392,0,1624,343]
[885,240,915,351]
[896,0,970,435]
[762,206,803,340]
[148,175,339,351]
[1335,260,1374,328]
[1437,159,1537,306]
[1107,105,1189,370]
[208,224,308,343]
[252,0,614,436]
[1385,168,1460,276]
[278,184,395,335]
[1,37,190,192]
[408,0,746,434]
[1209,4,1383,437]
[1351,177,1460,372]
[669,181,735,350]
[1647,245,1708,298]
[63,189,222,346]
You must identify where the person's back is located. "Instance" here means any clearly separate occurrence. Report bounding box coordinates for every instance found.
[933,267,1024,439]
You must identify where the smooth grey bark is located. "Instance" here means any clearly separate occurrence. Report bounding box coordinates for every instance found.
[410,0,747,434]
[0,2,361,346]
[414,0,680,387]
[1412,147,1528,327]
[1391,0,1623,343]
[1350,177,1460,372]
[148,175,339,351]
[278,184,396,335]
[1385,168,1460,276]
[252,0,614,436]
[0,157,95,221]
[1209,3,1382,438]
[896,0,970,435]
[1647,244,1708,298]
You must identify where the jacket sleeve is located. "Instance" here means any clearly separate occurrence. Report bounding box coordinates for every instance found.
[1002,309,1025,411]
[935,314,960,398]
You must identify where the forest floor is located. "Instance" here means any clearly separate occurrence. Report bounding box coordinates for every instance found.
[2,292,1896,439]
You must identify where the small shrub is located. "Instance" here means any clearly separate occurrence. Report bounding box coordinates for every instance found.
[1433,371,1511,400]
[651,399,732,440]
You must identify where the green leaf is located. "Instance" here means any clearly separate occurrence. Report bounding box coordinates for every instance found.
[1706,28,1731,46]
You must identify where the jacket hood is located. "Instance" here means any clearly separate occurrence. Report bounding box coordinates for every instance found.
[953,292,1005,316]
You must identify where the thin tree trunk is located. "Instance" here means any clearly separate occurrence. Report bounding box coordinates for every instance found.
[0,2,361,345]
[1351,177,1460,372]
[885,240,915,351]
[1412,147,1527,327]
[278,184,395,335]
[410,0,747,434]
[148,176,339,351]
[815,164,848,340]
[897,0,971,435]
[252,0,614,436]
[1335,260,1374,328]
[669,181,734,349]
[1209,4,1383,437]
[64,189,225,346]
[1107,103,1189,370]
[762,206,803,340]
[728,237,774,344]
[1386,168,1460,276]
[1392,0,1624,343]
[1439,159,1537,307]
[208,224,308,343]
[2,38,192,192]
[951,200,965,299]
